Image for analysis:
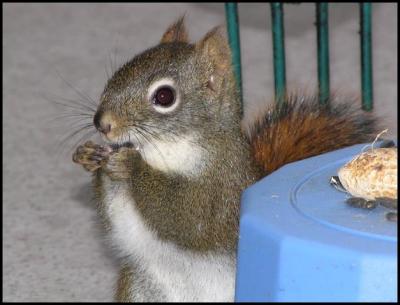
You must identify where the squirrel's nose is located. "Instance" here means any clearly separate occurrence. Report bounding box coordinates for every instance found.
[94,111,112,135]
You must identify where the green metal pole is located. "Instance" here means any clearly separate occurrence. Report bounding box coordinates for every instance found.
[271,3,287,104]
[225,3,243,108]
[360,3,373,111]
[316,3,330,105]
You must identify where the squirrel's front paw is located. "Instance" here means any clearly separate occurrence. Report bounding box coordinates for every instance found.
[103,147,134,180]
[72,141,112,172]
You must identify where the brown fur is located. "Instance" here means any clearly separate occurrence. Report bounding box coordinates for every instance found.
[115,265,133,302]
[160,15,188,44]
[72,17,383,302]
[248,93,379,175]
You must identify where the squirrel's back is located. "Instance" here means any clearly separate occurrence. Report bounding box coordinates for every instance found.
[247,93,379,176]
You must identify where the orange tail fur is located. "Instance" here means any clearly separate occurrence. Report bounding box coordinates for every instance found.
[247,93,380,176]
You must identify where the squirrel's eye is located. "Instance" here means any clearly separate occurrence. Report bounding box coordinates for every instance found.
[153,86,175,107]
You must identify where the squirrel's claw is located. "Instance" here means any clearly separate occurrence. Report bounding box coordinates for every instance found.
[73,141,111,172]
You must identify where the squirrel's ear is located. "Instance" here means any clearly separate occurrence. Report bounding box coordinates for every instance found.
[196,26,232,91]
[160,16,189,43]
[196,26,231,75]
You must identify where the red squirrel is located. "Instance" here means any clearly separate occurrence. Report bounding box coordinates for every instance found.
[73,17,379,301]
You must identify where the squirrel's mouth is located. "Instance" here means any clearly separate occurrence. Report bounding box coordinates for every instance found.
[109,141,137,151]
[99,129,140,151]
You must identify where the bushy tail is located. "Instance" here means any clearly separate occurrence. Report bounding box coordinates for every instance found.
[247,93,380,176]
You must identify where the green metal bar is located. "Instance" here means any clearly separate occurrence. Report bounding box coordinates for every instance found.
[360,3,373,111]
[270,3,287,103]
[316,3,330,105]
[225,3,243,107]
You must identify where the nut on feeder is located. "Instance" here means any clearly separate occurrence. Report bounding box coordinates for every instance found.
[330,144,397,222]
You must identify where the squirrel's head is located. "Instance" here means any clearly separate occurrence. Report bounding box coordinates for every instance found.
[94,17,241,149]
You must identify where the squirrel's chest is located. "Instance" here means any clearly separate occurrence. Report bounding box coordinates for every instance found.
[101,175,235,302]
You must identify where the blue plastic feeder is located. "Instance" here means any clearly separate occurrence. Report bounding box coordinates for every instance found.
[235,142,397,302]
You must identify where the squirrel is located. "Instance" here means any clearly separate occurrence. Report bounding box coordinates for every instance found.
[72,17,379,302]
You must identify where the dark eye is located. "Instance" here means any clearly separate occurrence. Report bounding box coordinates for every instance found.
[153,86,175,107]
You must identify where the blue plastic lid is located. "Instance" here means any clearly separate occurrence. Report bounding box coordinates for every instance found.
[236,141,397,302]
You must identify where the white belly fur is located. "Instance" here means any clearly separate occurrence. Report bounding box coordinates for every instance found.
[102,175,236,302]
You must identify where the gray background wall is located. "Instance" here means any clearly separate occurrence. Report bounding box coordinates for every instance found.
[3,3,397,301]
